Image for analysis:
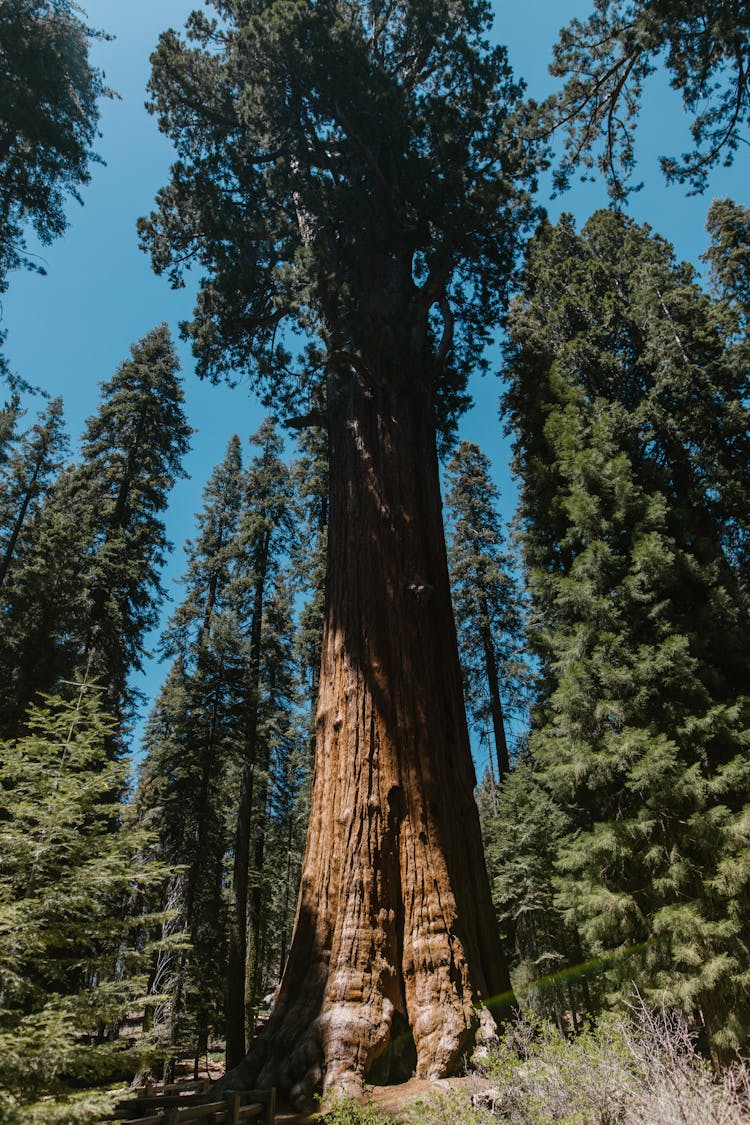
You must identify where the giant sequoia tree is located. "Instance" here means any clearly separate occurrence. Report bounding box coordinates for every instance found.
[141,0,535,1101]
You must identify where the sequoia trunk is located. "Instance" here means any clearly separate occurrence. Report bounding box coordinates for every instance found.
[223,364,513,1103]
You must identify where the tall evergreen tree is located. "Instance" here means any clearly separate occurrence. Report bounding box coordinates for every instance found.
[0,327,190,740]
[67,324,191,732]
[444,440,527,779]
[0,396,66,590]
[703,197,750,603]
[477,762,593,1032]
[138,425,305,1070]
[141,0,536,1097]
[0,398,73,737]
[504,208,750,1061]
[137,435,247,1072]
[244,569,305,1033]
[226,420,293,1067]
[290,423,328,763]
[0,393,22,476]
[0,686,169,1114]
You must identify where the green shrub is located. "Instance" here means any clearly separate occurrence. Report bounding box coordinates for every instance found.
[400,1089,494,1124]
[314,1095,390,1125]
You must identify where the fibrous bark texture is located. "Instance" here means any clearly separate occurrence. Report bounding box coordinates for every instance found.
[223,367,512,1105]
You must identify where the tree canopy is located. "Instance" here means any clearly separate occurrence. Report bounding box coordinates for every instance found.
[544,0,750,197]
[139,0,537,435]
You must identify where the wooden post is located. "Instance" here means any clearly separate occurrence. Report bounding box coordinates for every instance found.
[224,1092,241,1125]
[164,1109,179,1125]
[266,1088,276,1125]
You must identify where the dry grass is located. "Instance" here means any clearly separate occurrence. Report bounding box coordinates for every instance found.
[472,999,750,1124]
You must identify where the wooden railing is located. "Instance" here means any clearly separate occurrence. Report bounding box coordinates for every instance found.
[110,1083,275,1124]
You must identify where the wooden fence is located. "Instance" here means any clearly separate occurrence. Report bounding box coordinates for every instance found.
[110,1082,275,1124]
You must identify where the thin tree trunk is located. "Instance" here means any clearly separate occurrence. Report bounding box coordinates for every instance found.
[478,610,511,778]
[247,764,269,1034]
[0,450,44,590]
[226,547,268,1067]
[222,364,513,1105]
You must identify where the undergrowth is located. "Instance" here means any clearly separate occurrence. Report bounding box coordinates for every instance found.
[316,1001,750,1125]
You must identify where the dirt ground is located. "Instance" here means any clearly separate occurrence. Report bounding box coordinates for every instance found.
[275,1074,498,1123]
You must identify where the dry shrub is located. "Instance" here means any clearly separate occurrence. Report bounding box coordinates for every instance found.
[473,999,750,1125]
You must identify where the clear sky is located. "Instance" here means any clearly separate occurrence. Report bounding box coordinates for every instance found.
[2,1,746,761]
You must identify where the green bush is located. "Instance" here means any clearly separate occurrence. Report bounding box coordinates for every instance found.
[314,1095,390,1125]
[400,1090,494,1125]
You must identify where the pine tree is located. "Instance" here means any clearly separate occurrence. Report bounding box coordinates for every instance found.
[290,423,328,765]
[703,197,750,604]
[245,569,305,1032]
[139,425,303,1070]
[226,419,294,1067]
[504,208,750,1061]
[0,396,66,590]
[67,324,191,733]
[0,686,169,1114]
[0,327,190,741]
[477,762,593,1032]
[141,0,536,1095]
[0,398,73,738]
[444,440,528,779]
[137,436,248,1072]
[0,393,22,478]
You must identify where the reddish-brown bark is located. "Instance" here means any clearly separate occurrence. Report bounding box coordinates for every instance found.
[223,364,513,1105]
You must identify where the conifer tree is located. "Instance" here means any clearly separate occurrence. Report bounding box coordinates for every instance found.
[0,396,66,590]
[139,425,304,1068]
[290,424,328,762]
[0,398,73,737]
[141,0,535,1095]
[477,762,592,1032]
[67,324,191,732]
[0,686,169,1114]
[137,435,247,1071]
[245,569,304,1032]
[704,197,750,603]
[226,420,293,1067]
[0,328,190,740]
[445,440,527,779]
[504,208,750,1061]
[0,393,21,477]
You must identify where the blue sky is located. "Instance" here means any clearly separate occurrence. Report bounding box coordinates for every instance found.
[2,1,746,759]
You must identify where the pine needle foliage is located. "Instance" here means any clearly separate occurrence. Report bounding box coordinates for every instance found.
[504,207,750,1059]
[0,688,170,1112]
[0,0,108,382]
[444,440,529,778]
[543,0,750,198]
